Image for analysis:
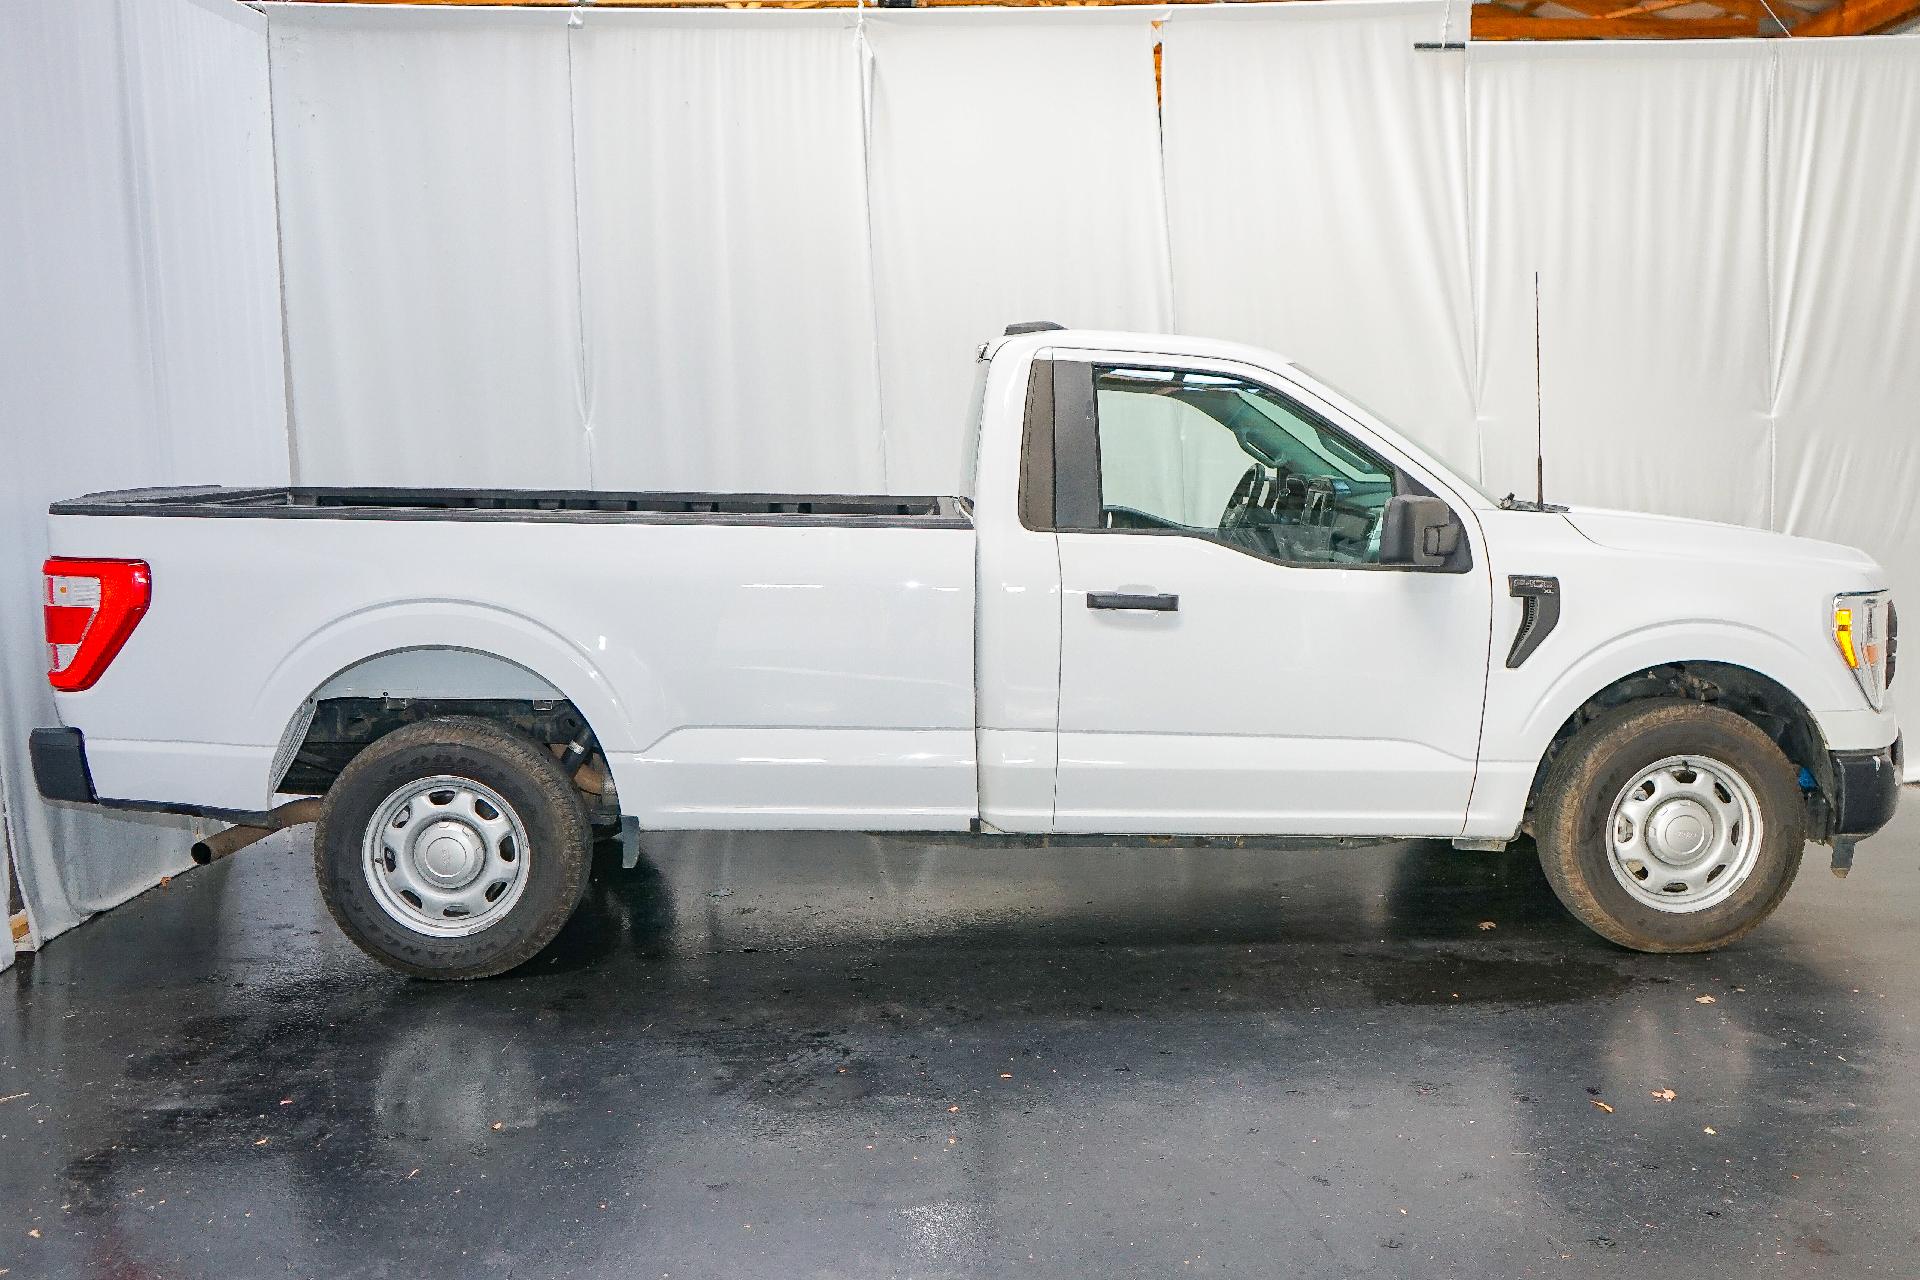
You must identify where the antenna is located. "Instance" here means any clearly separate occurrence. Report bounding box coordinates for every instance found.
[1532,270,1546,510]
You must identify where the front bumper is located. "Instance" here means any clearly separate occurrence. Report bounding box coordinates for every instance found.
[1830,735,1902,838]
[31,726,97,803]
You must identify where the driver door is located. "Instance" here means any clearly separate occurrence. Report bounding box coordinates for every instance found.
[1045,355,1491,836]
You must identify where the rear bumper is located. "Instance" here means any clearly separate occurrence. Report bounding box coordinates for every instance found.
[30,727,96,803]
[1830,735,1902,838]
[29,729,305,827]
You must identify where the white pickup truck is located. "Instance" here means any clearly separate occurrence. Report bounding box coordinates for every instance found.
[32,326,1900,978]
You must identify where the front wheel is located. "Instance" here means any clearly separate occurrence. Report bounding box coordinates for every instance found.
[1534,700,1808,953]
[314,717,593,979]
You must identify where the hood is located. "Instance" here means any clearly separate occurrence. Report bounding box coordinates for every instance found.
[1562,507,1882,577]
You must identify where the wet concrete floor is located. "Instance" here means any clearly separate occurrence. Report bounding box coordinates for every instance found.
[4,806,1918,1278]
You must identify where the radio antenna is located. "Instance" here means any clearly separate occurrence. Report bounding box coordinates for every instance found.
[1533,271,1546,509]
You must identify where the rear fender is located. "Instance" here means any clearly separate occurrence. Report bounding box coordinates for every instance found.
[254,601,641,795]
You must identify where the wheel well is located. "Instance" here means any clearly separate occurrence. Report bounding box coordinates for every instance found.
[273,647,617,816]
[280,696,617,821]
[1525,662,1834,838]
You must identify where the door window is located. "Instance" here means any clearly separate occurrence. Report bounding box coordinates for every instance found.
[1093,366,1397,566]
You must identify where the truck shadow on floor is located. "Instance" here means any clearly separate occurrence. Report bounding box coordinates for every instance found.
[537,831,1626,1009]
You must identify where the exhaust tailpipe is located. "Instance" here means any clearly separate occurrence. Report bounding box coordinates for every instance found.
[191,798,323,866]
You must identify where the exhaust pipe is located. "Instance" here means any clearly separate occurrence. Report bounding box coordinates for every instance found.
[191,798,323,866]
[550,742,612,799]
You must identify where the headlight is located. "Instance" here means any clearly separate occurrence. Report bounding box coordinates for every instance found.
[1833,591,1893,710]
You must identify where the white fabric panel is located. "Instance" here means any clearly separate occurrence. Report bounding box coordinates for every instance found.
[1769,39,1920,630]
[123,0,290,476]
[0,0,287,952]
[269,6,589,486]
[1161,1,1479,475]
[1468,43,1773,523]
[863,8,1173,493]
[571,11,885,491]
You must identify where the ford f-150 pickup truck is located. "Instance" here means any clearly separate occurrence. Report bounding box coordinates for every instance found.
[30,326,1901,978]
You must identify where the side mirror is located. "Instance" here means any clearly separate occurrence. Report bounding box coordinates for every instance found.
[1380,494,1462,569]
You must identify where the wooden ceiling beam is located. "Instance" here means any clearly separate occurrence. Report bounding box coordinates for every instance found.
[1791,0,1920,32]
[1594,0,1694,19]
[1471,5,1763,35]
[1687,0,1793,17]
[1479,0,1651,16]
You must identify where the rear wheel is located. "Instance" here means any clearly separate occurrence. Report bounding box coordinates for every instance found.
[1534,700,1807,953]
[314,717,592,979]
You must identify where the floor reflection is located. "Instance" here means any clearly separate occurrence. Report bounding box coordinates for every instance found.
[4,820,1911,1277]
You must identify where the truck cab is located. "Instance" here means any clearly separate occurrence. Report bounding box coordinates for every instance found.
[973,328,1895,841]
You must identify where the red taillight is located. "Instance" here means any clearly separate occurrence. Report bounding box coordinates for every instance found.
[43,558,151,692]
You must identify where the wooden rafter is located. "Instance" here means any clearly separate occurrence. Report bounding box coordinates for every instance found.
[1473,0,1920,36]
[1472,4,1765,37]
[1791,0,1920,32]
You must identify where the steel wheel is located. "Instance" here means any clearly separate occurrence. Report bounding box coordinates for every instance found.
[362,775,530,937]
[1605,753,1763,913]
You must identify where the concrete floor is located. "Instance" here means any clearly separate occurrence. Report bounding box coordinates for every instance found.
[3,808,1917,1280]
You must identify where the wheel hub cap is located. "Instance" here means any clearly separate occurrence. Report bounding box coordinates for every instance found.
[1605,754,1764,914]
[1645,799,1712,864]
[416,822,483,888]
[361,776,531,938]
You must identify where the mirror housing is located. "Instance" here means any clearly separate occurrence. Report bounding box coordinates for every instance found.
[1380,494,1463,569]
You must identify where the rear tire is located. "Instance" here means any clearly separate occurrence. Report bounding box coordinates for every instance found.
[314,717,592,980]
[1534,699,1807,953]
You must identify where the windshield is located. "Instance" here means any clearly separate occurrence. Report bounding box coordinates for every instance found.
[1288,362,1502,505]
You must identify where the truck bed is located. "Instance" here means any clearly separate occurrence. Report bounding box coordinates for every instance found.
[52,485,971,527]
[46,486,979,826]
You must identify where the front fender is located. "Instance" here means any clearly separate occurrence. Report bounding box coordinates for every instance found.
[1462,618,1887,841]
[1515,618,1864,765]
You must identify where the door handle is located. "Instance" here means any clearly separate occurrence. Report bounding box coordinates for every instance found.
[1087,591,1179,612]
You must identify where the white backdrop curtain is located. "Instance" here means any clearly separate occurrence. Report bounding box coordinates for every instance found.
[571,11,887,491]
[269,6,590,487]
[9,1,1920,952]
[1768,39,1920,583]
[0,0,287,962]
[1469,41,1777,525]
[862,7,1174,492]
[1161,1,1480,473]
[261,0,1920,572]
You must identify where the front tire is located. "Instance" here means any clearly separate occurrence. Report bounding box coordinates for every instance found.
[314,717,592,980]
[1534,700,1807,953]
